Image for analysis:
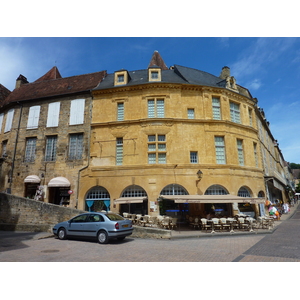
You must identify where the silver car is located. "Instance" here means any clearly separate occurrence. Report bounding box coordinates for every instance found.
[53,212,133,244]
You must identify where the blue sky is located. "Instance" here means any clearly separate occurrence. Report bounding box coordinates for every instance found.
[1,37,300,163]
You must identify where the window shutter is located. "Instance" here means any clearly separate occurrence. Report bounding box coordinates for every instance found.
[70,99,85,125]
[27,106,40,129]
[47,102,60,127]
[4,109,14,132]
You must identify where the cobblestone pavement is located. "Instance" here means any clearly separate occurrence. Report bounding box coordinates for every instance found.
[0,204,299,262]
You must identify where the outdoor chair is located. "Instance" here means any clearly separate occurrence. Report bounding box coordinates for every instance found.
[212,218,222,232]
[190,217,200,229]
[220,218,231,231]
[200,218,212,232]
[237,217,249,231]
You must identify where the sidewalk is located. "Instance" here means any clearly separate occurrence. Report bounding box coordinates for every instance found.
[169,202,299,239]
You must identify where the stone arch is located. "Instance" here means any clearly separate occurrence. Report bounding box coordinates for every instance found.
[85,186,110,212]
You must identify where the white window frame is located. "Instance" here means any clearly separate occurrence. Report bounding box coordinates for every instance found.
[148,134,166,164]
[47,102,60,127]
[148,98,164,118]
[215,136,226,164]
[188,108,195,119]
[116,138,123,165]
[237,139,244,166]
[117,102,124,121]
[70,99,85,125]
[45,136,57,161]
[69,133,83,160]
[4,109,14,132]
[24,137,36,162]
[212,97,221,120]
[230,102,241,124]
[190,151,198,163]
[27,106,41,129]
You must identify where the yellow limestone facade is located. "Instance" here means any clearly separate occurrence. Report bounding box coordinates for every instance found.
[78,64,267,218]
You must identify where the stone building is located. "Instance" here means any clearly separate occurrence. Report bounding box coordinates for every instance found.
[77,51,292,218]
[0,67,106,207]
[0,52,293,219]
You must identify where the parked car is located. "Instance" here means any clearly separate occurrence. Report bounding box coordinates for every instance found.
[53,212,133,244]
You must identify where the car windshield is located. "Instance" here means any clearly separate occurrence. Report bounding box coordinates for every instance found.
[106,213,124,221]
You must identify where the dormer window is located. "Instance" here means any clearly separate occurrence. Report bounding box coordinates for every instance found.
[117,74,124,83]
[148,67,161,82]
[114,70,129,86]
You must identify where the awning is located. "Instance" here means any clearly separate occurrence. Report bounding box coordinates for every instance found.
[114,197,147,204]
[48,177,71,187]
[24,175,41,183]
[160,194,266,204]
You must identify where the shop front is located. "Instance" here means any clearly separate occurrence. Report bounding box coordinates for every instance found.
[48,177,71,206]
[24,175,41,200]
[159,194,266,219]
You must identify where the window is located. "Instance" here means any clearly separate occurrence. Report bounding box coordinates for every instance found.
[70,99,85,125]
[190,151,198,163]
[116,138,123,165]
[69,133,83,160]
[4,109,14,132]
[253,143,258,167]
[24,137,37,162]
[117,103,124,121]
[230,102,241,124]
[148,134,166,164]
[248,108,253,126]
[122,185,147,197]
[148,98,164,118]
[187,108,195,119]
[215,136,226,164]
[117,74,124,83]
[238,187,251,197]
[1,140,7,157]
[151,71,158,79]
[47,102,60,127]
[45,136,57,161]
[0,113,3,133]
[237,139,244,166]
[27,106,40,129]
[205,185,228,195]
[161,184,188,195]
[148,68,161,81]
[212,97,221,120]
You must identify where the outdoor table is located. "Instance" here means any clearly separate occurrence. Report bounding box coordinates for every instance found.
[207,219,215,233]
[226,218,236,233]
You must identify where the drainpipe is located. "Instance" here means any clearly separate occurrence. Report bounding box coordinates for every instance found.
[9,102,23,193]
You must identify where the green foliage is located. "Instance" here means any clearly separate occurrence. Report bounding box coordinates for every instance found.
[290,163,300,169]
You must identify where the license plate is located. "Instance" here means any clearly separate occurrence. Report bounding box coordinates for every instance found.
[122,224,128,228]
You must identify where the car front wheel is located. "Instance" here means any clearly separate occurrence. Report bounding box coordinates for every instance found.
[58,228,67,240]
[97,230,108,244]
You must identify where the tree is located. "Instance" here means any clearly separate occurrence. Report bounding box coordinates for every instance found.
[290,163,300,169]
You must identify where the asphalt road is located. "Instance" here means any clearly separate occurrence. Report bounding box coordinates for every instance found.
[1,207,300,262]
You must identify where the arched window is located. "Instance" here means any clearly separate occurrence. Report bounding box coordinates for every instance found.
[238,186,252,197]
[258,191,265,197]
[85,186,110,212]
[205,185,228,195]
[160,184,188,195]
[121,185,147,197]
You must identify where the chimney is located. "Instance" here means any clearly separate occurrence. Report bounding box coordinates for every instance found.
[15,74,28,89]
[220,66,230,79]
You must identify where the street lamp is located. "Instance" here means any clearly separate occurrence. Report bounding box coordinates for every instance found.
[197,170,203,180]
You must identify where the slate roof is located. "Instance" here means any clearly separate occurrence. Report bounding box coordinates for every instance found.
[94,61,252,99]
[2,68,107,107]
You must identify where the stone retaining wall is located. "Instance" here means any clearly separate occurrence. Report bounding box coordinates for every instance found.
[0,193,85,232]
[0,193,171,238]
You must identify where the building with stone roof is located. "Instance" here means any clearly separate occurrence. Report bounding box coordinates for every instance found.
[0,51,294,219]
[0,67,106,206]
